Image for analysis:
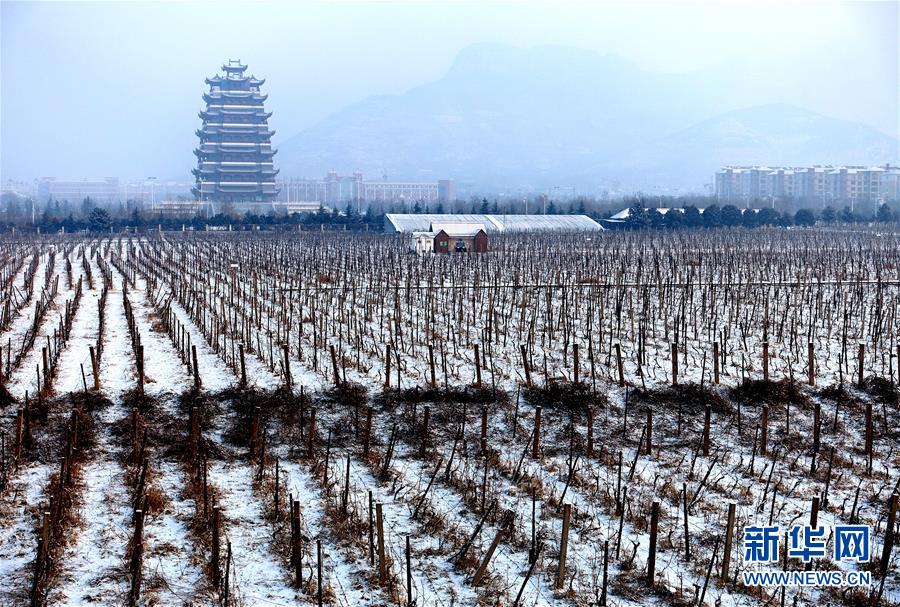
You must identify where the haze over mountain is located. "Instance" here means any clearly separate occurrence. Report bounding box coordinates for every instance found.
[278,44,899,193]
[613,103,900,190]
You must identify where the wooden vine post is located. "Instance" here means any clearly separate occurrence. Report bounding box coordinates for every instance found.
[376,502,387,584]
[807,341,815,386]
[471,526,506,587]
[857,343,865,388]
[721,502,736,581]
[647,501,659,586]
[713,341,720,384]
[474,343,482,387]
[89,345,100,390]
[615,343,625,387]
[555,503,571,590]
[128,509,144,606]
[520,344,532,388]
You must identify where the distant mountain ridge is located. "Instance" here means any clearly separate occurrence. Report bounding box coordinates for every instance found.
[276,44,898,192]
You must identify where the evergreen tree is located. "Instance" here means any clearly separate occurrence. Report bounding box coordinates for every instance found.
[625,201,649,230]
[682,205,702,228]
[720,205,743,227]
[757,207,780,226]
[663,209,684,229]
[742,209,761,228]
[88,207,111,232]
[702,204,721,228]
[877,203,895,223]
[794,208,816,226]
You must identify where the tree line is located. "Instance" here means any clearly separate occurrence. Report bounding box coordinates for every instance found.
[620,202,898,230]
[1,192,897,233]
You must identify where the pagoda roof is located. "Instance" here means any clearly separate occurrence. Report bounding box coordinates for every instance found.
[203,90,269,105]
[193,146,277,157]
[199,109,273,121]
[194,164,278,172]
[205,90,266,99]
[205,76,266,88]
[196,126,275,137]
[222,60,247,73]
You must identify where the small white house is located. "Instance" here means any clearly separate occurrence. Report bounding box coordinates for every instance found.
[411,231,435,254]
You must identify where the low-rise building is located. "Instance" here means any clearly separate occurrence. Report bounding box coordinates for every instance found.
[37,178,120,203]
[280,173,454,207]
[409,221,489,254]
[385,213,603,233]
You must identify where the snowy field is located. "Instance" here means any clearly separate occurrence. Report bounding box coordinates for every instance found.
[0,229,898,607]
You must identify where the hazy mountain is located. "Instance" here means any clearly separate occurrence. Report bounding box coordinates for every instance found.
[277,44,898,192]
[612,103,900,189]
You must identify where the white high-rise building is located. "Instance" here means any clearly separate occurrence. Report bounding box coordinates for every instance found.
[715,165,899,204]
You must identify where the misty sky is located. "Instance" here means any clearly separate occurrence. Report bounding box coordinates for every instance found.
[1,1,897,182]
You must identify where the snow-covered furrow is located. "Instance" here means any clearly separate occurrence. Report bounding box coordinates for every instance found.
[142,461,209,606]
[166,286,279,392]
[50,265,131,604]
[0,252,37,335]
[6,255,75,400]
[51,258,99,394]
[120,276,217,604]
[49,461,131,604]
[129,278,195,396]
[276,458,372,607]
[293,389,551,607]
[207,461,309,606]
[0,464,51,604]
[124,273,314,605]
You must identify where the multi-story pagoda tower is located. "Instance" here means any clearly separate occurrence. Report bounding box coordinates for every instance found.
[192,60,279,203]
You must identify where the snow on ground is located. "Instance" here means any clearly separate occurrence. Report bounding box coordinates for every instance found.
[5,251,70,401]
[127,262,312,605]
[50,263,133,604]
[3,234,896,607]
[143,461,209,606]
[128,278,194,396]
[51,278,100,395]
[277,458,372,607]
[0,464,50,604]
[208,460,309,606]
[49,461,131,604]
[0,252,39,343]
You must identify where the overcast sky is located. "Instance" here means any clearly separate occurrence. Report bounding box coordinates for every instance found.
[1,0,897,181]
